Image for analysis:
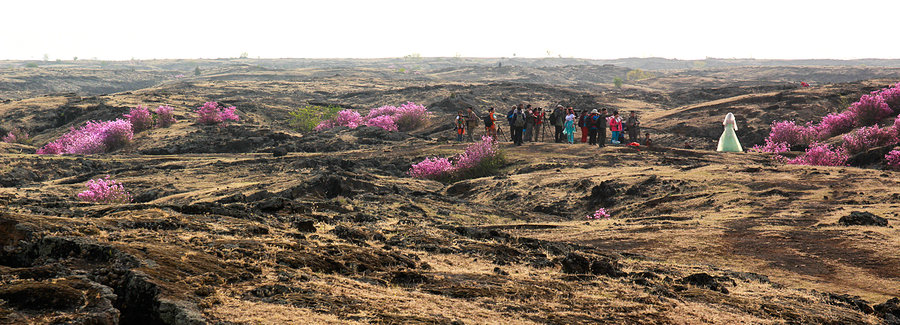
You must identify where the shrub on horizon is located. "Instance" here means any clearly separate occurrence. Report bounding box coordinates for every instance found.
[156,105,176,128]
[77,176,132,204]
[37,119,133,155]
[195,102,239,126]
[841,125,899,154]
[787,142,849,166]
[885,150,900,170]
[2,128,29,144]
[124,105,154,133]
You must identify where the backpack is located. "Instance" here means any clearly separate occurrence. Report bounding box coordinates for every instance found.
[513,112,526,128]
[483,114,494,127]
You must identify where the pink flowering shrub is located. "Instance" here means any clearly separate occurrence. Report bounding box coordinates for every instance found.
[77,176,132,203]
[749,138,790,154]
[766,120,821,146]
[878,84,900,113]
[37,119,134,155]
[156,105,176,128]
[885,150,900,170]
[408,136,504,181]
[1,129,29,144]
[407,157,454,180]
[588,208,611,220]
[316,102,431,132]
[848,93,892,126]
[124,105,154,133]
[364,115,398,131]
[841,125,899,154]
[195,102,239,126]
[787,142,849,166]
[819,111,857,137]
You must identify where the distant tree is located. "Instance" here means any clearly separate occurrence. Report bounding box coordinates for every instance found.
[72,56,78,61]
[194,66,201,76]
[42,54,49,61]
[626,69,654,82]
[239,52,249,59]
[613,77,623,89]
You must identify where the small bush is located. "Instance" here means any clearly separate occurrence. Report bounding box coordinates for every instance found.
[841,125,898,154]
[156,105,176,128]
[394,102,430,131]
[766,120,820,146]
[885,150,900,170]
[749,138,789,154]
[25,62,38,68]
[364,115,398,131]
[878,83,900,113]
[408,136,504,182]
[316,102,431,132]
[2,129,29,144]
[124,105,154,133]
[195,102,239,126]
[37,119,133,155]
[848,93,892,126]
[588,208,611,220]
[787,142,849,166]
[77,176,132,203]
[819,111,857,137]
[613,77,623,89]
[288,104,343,132]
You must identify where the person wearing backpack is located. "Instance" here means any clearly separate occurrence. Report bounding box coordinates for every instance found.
[455,110,466,142]
[484,107,498,140]
[509,105,526,146]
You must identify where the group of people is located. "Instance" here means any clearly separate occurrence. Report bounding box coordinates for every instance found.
[456,104,651,147]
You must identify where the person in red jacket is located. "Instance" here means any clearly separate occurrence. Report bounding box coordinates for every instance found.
[608,110,623,145]
[578,109,588,143]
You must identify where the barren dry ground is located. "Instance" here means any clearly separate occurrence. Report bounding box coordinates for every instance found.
[1,60,899,324]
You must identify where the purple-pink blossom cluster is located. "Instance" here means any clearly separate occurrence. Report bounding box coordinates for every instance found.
[2,128,29,144]
[588,208,611,220]
[316,102,431,132]
[879,85,900,113]
[124,105,154,133]
[766,120,821,147]
[77,176,133,204]
[749,138,790,154]
[885,150,900,170]
[408,136,500,180]
[786,142,849,166]
[819,111,857,136]
[37,119,134,155]
[841,125,899,154]
[195,102,240,126]
[848,93,893,126]
[156,105,176,128]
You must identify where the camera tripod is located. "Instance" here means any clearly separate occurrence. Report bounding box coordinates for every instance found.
[541,115,552,142]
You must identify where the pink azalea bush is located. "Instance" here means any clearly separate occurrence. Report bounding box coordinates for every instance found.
[766,120,821,146]
[316,102,431,132]
[77,176,132,204]
[848,93,892,126]
[37,119,134,155]
[124,105,154,133]
[841,125,899,154]
[195,102,239,126]
[156,105,176,127]
[749,138,790,154]
[408,136,504,181]
[2,129,29,144]
[885,150,900,170]
[787,142,849,166]
[364,115,398,131]
[819,111,857,136]
[879,84,900,113]
[588,208,611,220]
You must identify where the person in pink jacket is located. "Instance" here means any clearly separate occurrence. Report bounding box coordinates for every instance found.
[608,111,623,145]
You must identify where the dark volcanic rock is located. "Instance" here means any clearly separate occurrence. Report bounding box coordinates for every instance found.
[0,282,85,311]
[559,253,624,277]
[0,167,43,187]
[839,211,888,227]
[292,219,317,233]
[826,293,874,314]
[876,298,900,321]
[585,180,618,207]
[679,273,735,294]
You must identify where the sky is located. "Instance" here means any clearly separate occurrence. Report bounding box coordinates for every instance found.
[2,0,899,61]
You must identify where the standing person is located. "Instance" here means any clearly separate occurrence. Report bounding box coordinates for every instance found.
[597,108,609,147]
[609,111,623,145]
[508,105,526,146]
[552,105,566,143]
[578,109,589,143]
[587,109,600,145]
[523,105,535,143]
[532,107,545,142]
[717,113,743,152]
[465,107,479,142]
[626,111,641,143]
[563,108,577,144]
[484,107,498,140]
[455,111,466,142]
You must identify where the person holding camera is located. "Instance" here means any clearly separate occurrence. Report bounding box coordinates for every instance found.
[484,107,498,140]
[532,107,545,142]
[508,105,526,146]
[550,105,565,143]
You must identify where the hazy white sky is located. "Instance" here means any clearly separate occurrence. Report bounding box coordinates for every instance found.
[2,0,898,61]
